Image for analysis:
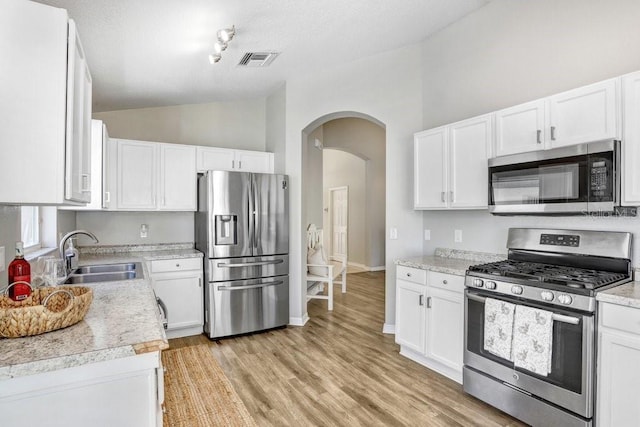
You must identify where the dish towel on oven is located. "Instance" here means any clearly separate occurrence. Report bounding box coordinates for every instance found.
[483,298,516,361]
[512,305,553,376]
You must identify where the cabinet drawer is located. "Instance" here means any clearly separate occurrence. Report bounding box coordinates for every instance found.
[151,257,202,273]
[601,302,640,336]
[397,266,427,285]
[428,271,464,293]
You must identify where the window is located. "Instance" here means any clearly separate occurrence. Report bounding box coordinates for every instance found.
[21,206,41,250]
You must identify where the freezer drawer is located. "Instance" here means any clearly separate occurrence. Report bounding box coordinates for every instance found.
[207,255,289,282]
[205,275,289,339]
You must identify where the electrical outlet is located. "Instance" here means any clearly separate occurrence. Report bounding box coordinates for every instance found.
[0,246,4,272]
[424,229,431,241]
[454,229,463,243]
[390,228,398,240]
[140,224,149,238]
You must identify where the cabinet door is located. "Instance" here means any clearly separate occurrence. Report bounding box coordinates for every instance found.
[395,279,426,353]
[151,271,203,331]
[234,150,274,173]
[159,143,196,211]
[103,137,118,210]
[414,127,448,209]
[548,78,619,149]
[449,115,491,209]
[196,146,235,172]
[117,140,157,210]
[622,71,640,206]
[597,329,640,427]
[495,100,546,156]
[425,286,463,372]
[65,20,92,203]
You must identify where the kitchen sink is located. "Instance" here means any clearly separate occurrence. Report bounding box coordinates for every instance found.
[63,262,144,284]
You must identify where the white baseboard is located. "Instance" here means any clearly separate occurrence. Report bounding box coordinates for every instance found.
[289,314,309,327]
[382,323,395,334]
[370,265,386,272]
[347,261,386,272]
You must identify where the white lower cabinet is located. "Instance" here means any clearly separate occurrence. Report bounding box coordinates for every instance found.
[597,301,640,427]
[395,266,464,383]
[149,257,204,339]
[0,351,163,427]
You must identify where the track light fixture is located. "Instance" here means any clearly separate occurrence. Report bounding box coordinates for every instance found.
[209,25,235,64]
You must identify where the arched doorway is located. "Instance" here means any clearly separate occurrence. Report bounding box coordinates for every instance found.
[299,112,386,322]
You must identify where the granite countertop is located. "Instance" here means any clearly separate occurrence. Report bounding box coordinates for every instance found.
[0,244,203,380]
[596,281,640,309]
[395,248,506,276]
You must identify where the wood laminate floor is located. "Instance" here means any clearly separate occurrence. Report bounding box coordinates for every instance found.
[170,271,525,426]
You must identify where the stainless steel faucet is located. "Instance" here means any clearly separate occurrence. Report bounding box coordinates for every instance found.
[59,230,99,274]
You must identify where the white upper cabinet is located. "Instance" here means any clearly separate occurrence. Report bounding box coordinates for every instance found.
[107,139,196,211]
[414,127,447,209]
[0,1,92,205]
[547,78,619,149]
[197,146,274,173]
[495,100,546,156]
[414,115,491,210]
[622,71,640,206]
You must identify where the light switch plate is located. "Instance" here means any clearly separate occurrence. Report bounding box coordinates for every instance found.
[454,229,463,243]
[140,224,149,238]
[0,246,4,272]
[390,228,398,240]
[424,230,431,241]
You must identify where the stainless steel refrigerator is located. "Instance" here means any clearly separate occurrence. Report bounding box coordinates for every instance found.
[195,171,289,339]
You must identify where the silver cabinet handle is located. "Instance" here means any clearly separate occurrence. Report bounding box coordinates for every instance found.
[443,280,448,285]
[406,272,412,277]
[238,161,242,169]
[441,191,445,202]
[550,126,556,141]
[536,129,542,144]
[419,295,424,306]
[426,296,432,308]
[450,191,453,202]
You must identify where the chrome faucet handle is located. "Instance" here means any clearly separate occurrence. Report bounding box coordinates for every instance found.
[58,230,99,267]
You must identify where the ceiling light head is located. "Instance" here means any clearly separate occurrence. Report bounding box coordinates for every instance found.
[213,41,227,54]
[217,25,235,43]
[209,53,221,64]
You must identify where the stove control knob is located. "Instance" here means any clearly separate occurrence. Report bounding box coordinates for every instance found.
[511,285,523,295]
[472,278,484,288]
[485,281,497,290]
[541,291,554,302]
[558,294,573,305]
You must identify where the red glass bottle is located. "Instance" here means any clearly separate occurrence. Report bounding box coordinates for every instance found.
[8,242,31,301]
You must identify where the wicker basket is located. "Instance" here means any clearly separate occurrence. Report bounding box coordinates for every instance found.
[0,283,93,338]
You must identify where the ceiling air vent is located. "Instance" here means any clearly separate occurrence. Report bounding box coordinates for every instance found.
[238,52,279,67]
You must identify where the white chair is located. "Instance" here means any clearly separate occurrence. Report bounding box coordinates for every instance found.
[306,224,347,311]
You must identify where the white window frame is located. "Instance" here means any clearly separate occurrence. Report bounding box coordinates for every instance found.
[21,206,42,252]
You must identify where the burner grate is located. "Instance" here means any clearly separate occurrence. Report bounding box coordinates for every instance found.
[468,260,627,289]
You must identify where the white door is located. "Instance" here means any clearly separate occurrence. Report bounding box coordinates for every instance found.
[425,286,464,371]
[449,114,491,209]
[622,71,640,206]
[547,78,619,149]
[495,99,546,156]
[414,127,448,209]
[117,139,157,210]
[329,186,348,262]
[151,272,203,331]
[196,146,235,172]
[234,150,274,173]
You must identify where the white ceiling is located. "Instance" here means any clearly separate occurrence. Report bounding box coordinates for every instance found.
[34,0,489,112]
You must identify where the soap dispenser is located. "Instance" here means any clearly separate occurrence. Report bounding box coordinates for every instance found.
[64,238,79,272]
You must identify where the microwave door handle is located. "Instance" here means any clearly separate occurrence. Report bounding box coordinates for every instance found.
[466,292,580,325]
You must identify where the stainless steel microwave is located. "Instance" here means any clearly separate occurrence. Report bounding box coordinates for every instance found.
[488,140,620,215]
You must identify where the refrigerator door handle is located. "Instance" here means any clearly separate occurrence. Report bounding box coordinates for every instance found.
[218,280,284,291]
[217,260,284,268]
[252,174,261,252]
[247,174,255,251]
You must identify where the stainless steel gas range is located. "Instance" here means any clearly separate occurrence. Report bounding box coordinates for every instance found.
[463,228,632,427]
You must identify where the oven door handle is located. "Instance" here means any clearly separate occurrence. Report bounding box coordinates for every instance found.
[466,292,581,325]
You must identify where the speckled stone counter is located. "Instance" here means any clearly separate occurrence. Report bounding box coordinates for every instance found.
[395,248,506,276]
[0,244,203,380]
[597,282,640,309]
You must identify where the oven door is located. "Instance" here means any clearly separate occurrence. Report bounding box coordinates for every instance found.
[464,288,594,418]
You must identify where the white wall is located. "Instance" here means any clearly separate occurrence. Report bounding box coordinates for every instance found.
[286,44,424,328]
[322,118,386,269]
[0,207,20,288]
[323,150,367,266]
[420,0,640,265]
[266,85,287,174]
[305,127,324,228]
[76,211,194,246]
[94,99,267,150]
